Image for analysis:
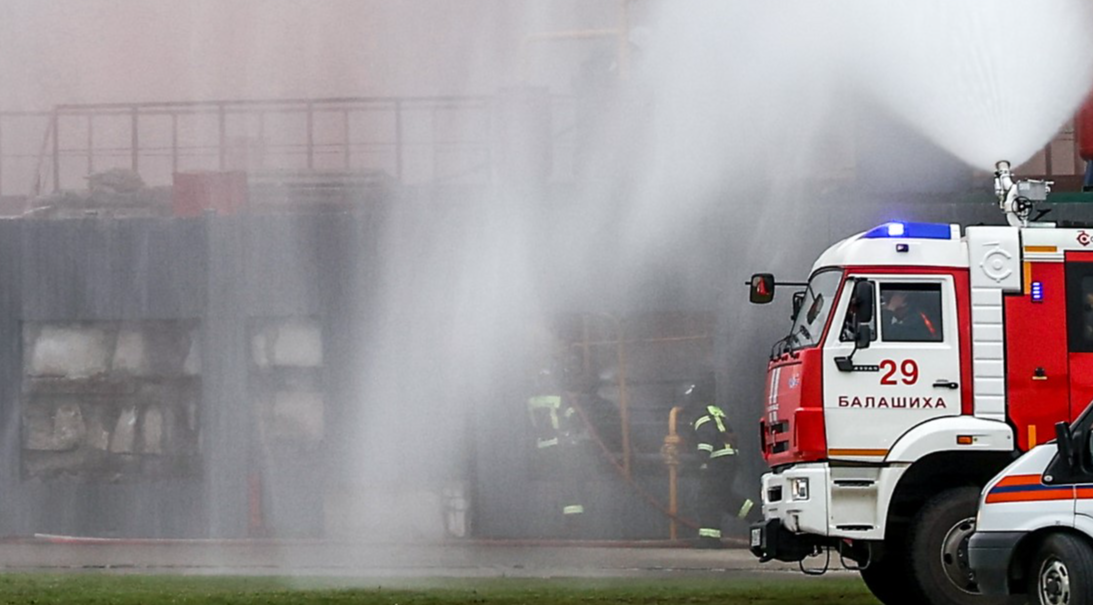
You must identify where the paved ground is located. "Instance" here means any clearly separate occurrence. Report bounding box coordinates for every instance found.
[0,538,856,579]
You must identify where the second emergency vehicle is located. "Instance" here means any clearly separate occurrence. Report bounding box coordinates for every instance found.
[968,407,1093,605]
[748,162,1093,605]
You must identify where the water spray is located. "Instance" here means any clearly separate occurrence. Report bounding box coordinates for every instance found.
[994,160,1051,227]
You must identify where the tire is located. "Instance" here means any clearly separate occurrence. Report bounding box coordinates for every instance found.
[907,487,1019,605]
[1027,533,1093,605]
[860,536,923,605]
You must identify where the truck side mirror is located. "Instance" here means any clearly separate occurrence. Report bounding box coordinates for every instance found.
[1056,421,1076,472]
[749,274,775,304]
[853,280,874,324]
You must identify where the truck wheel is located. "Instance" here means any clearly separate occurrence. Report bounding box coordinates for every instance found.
[908,486,1016,605]
[1028,533,1093,605]
[860,539,923,605]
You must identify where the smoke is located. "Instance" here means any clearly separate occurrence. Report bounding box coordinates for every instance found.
[3,0,1091,545]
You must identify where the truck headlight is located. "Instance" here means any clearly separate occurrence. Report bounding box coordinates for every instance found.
[790,477,810,501]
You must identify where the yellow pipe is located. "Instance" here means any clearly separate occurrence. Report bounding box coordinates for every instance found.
[665,405,684,540]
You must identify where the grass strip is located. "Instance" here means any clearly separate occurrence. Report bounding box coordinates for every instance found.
[0,574,878,604]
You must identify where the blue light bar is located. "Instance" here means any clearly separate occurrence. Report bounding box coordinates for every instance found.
[1031,281,1044,303]
[862,222,952,240]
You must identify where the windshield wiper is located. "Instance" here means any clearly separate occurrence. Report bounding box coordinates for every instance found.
[769,335,791,360]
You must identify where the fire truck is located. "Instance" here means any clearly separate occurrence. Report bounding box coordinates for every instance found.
[747,161,1093,605]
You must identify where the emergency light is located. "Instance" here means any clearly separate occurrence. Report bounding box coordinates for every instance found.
[862,222,953,240]
[1031,281,1044,303]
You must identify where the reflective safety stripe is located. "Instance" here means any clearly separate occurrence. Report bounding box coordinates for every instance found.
[697,443,714,452]
[563,505,584,515]
[737,499,755,519]
[698,528,721,538]
[710,446,737,458]
[528,396,563,410]
[537,438,559,449]
[696,407,728,433]
[528,396,563,430]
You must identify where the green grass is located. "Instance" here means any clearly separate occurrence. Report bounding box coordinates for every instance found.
[0,574,879,604]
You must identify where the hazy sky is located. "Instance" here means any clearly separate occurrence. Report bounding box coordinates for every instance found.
[0,0,620,110]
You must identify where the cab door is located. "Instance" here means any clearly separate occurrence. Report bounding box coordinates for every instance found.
[823,273,962,461]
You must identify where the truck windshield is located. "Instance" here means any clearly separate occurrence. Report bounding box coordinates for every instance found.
[786,270,842,351]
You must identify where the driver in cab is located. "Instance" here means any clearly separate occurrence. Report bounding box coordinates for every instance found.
[882,290,938,341]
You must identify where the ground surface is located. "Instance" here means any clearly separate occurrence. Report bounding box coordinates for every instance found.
[0,539,823,577]
[0,575,877,604]
[0,539,876,604]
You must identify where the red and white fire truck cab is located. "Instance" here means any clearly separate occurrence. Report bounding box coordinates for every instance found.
[748,163,1093,605]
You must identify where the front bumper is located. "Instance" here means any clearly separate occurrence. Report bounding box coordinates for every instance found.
[749,518,829,563]
[761,465,830,536]
[968,531,1024,596]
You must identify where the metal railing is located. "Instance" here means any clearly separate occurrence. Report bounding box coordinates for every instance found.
[0,95,1086,199]
[0,95,580,198]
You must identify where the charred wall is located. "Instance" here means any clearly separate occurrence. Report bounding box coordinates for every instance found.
[0,212,375,539]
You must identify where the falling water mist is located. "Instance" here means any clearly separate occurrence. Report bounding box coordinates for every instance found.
[0,0,1092,570]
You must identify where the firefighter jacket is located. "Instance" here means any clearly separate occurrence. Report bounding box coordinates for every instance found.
[527,394,579,450]
[693,405,737,461]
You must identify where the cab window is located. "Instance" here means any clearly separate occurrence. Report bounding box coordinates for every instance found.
[1066,262,1093,353]
[840,280,877,343]
[879,283,943,343]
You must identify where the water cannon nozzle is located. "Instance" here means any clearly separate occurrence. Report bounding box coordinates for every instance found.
[994,160,1051,227]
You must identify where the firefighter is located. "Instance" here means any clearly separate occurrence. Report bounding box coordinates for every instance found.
[527,368,587,536]
[686,375,759,549]
[882,290,938,341]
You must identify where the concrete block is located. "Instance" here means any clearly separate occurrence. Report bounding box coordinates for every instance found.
[54,402,85,450]
[24,401,85,451]
[83,406,112,451]
[23,405,56,451]
[113,328,148,375]
[271,319,323,367]
[272,391,324,442]
[110,406,138,453]
[144,327,190,376]
[29,326,109,378]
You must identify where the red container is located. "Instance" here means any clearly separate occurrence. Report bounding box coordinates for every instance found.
[1079,93,1093,162]
[172,171,248,217]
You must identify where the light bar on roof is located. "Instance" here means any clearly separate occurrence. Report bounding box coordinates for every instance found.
[862,222,952,240]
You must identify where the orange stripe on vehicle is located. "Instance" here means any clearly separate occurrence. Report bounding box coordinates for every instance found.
[1024,246,1058,254]
[1076,488,1093,499]
[995,474,1043,487]
[828,449,888,457]
[985,489,1073,504]
[1024,262,1032,294]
